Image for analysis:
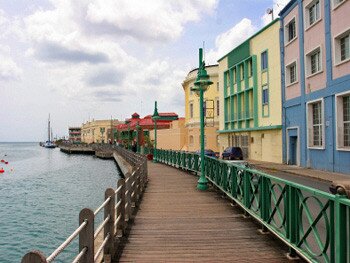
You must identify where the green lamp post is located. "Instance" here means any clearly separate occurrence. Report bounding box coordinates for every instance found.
[192,48,213,191]
[152,101,160,163]
[136,121,141,153]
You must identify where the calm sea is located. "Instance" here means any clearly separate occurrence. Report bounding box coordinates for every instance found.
[0,142,121,262]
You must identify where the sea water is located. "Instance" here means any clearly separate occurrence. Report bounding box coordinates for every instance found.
[0,142,121,262]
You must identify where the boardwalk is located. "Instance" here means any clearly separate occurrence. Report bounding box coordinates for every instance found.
[117,162,299,262]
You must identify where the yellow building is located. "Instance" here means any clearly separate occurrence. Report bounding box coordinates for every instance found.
[182,65,220,152]
[81,119,121,144]
[150,118,187,150]
[218,19,282,163]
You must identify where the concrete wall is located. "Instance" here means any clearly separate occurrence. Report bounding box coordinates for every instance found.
[81,120,120,144]
[155,119,187,151]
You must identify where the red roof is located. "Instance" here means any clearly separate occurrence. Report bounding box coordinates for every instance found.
[116,112,176,131]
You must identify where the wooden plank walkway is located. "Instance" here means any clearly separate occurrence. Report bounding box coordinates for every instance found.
[117,162,300,262]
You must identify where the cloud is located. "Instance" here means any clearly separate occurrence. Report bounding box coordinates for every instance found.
[206,18,257,64]
[35,41,109,64]
[206,0,289,64]
[261,0,290,25]
[86,66,124,87]
[85,0,218,42]
[93,90,125,102]
[0,45,22,81]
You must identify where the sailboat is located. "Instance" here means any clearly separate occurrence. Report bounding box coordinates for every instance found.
[44,114,56,148]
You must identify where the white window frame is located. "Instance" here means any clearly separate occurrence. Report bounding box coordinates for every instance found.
[306,98,325,149]
[285,60,298,87]
[304,0,322,30]
[262,85,269,105]
[305,46,323,77]
[335,91,350,151]
[332,0,346,10]
[284,17,297,45]
[333,28,350,66]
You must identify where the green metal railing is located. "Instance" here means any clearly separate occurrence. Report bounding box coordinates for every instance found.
[155,149,350,263]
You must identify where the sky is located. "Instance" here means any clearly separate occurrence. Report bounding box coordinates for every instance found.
[0,0,289,142]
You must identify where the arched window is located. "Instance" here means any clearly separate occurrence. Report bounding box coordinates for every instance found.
[189,135,194,146]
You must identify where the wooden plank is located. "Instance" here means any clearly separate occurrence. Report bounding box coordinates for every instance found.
[116,162,303,262]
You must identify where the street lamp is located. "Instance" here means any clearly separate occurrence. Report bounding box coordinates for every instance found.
[192,48,213,191]
[152,101,160,163]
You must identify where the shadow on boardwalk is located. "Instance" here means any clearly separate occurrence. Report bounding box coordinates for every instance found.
[115,161,303,262]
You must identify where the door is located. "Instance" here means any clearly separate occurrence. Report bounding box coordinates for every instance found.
[289,136,297,165]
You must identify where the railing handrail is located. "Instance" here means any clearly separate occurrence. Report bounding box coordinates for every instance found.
[154,148,349,263]
[22,146,148,263]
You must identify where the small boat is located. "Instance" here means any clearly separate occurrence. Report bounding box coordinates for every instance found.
[44,114,56,149]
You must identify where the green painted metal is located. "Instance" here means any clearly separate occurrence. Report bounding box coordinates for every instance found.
[226,41,250,68]
[154,148,350,263]
[193,48,213,191]
[252,55,258,127]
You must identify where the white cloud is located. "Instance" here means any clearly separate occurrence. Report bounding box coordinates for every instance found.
[205,0,289,64]
[261,0,290,25]
[86,0,218,42]
[0,45,22,81]
[206,18,257,64]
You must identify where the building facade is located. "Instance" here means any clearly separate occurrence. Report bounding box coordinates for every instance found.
[68,127,81,143]
[151,118,187,150]
[182,65,220,152]
[218,19,283,163]
[81,119,121,144]
[280,0,350,173]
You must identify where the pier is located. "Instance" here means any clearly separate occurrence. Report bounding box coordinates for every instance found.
[21,147,350,263]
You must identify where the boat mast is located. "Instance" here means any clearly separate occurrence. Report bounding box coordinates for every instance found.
[48,114,51,142]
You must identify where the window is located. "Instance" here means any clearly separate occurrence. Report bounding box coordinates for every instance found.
[190,102,193,118]
[286,61,297,85]
[340,34,350,61]
[216,82,219,91]
[190,87,193,95]
[307,100,324,148]
[261,51,268,70]
[189,135,194,146]
[248,59,253,77]
[332,0,344,8]
[306,47,322,76]
[285,18,296,43]
[240,64,245,80]
[336,92,350,149]
[233,68,237,83]
[262,85,269,105]
[334,30,350,64]
[203,101,206,117]
[307,0,320,27]
[216,99,220,116]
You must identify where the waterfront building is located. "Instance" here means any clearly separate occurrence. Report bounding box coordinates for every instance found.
[218,19,282,162]
[116,112,179,149]
[280,0,350,173]
[68,127,81,143]
[182,65,220,152]
[81,119,121,144]
[151,118,187,150]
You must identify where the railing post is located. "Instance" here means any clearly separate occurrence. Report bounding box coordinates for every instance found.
[104,188,115,259]
[125,172,132,221]
[21,251,47,263]
[79,208,94,263]
[287,186,299,258]
[259,176,270,233]
[335,195,347,262]
[243,169,251,209]
[116,179,125,237]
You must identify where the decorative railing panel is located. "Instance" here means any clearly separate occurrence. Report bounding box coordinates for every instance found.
[154,149,349,263]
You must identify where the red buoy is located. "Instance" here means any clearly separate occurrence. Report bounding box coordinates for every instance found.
[0,168,4,173]
[5,162,8,165]
[0,160,4,163]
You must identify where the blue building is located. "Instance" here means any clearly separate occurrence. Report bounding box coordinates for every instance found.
[279,0,350,174]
